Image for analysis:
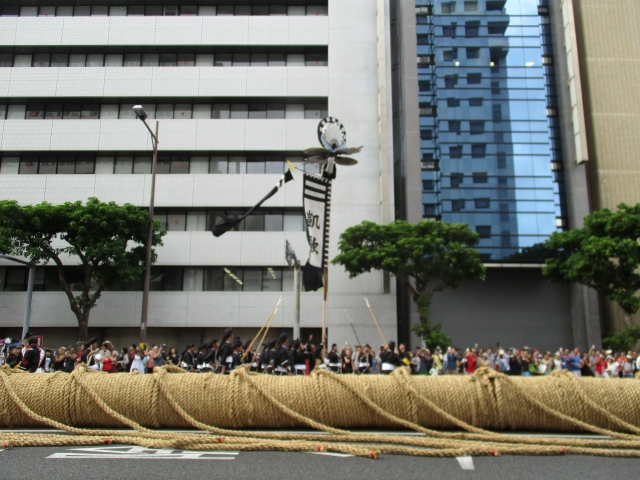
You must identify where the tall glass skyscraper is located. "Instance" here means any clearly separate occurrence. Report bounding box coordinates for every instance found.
[416,0,565,261]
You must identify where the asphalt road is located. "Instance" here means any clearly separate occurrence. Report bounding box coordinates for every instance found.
[1,440,638,480]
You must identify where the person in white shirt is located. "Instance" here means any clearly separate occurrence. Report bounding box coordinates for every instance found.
[604,356,618,379]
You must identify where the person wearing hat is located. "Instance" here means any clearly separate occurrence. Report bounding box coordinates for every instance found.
[216,328,234,374]
[357,345,373,374]
[203,339,218,371]
[273,332,291,375]
[195,344,208,371]
[5,345,20,369]
[181,344,196,371]
[622,354,635,378]
[380,341,402,374]
[259,340,273,374]
[227,337,244,373]
[327,344,341,373]
[18,337,44,373]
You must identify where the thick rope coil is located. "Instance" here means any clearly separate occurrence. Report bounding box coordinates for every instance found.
[0,365,640,459]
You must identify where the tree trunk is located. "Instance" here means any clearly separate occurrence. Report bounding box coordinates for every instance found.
[77,312,90,343]
[414,293,433,327]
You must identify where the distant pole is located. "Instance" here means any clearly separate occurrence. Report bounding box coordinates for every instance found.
[22,264,35,340]
[286,240,301,341]
[293,262,301,340]
[139,120,159,344]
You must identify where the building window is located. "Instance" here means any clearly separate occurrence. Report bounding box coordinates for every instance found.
[476,226,491,238]
[466,48,480,59]
[423,204,437,217]
[491,81,501,95]
[551,161,562,171]
[422,180,435,191]
[420,129,433,140]
[450,173,464,188]
[441,2,456,14]
[417,35,430,45]
[444,75,459,89]
[443,49,458,62]
[497,153,507,169]
[416,6,433,15]
[419,80,431,92]
[469,98,483,107]
[487,1,506,12]
[471,144,486,158]
[419,103,437,116]
[0,5,328,17]
[501,232,511,247]
[473,173,488,183]
[492,104,502,121]
[499,203,509,222]
[464,1,478,11]
[417,54,436,66]
[542,55,554,65]
[467,73,482,84]
[556,217,567,228]
[452,199,465,211]
[442,24,457,37]
[422,159,440,171]
[449,145,463,158]
[475,198,490,209]
[470,121,485,134]
[488,21,509,35]
[449,121,461,134]
[447,98,460,107]
[465,22,480,38]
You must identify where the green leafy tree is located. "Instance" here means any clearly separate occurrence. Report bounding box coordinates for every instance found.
[332,220,486,349]
[602,324,640,352]
[0,198,165,340]
[542,203,640,326]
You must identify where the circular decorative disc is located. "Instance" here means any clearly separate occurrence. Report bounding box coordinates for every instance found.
[317,117,347,152]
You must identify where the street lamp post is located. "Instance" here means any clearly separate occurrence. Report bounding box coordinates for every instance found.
[285,241,301,340]
[133,105,159,344]
[0,255,35,340]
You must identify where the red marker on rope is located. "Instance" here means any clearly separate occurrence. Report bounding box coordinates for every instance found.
[369,451,376,459]
[104,438,111,444]
[560,447,567,454]
[317,445,323,452]
[491,448,497,456]
[217,437,222,443]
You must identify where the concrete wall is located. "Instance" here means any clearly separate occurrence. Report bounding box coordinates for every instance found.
[0,2,398,349]
[571,0,640,332]
[431,268,573,352]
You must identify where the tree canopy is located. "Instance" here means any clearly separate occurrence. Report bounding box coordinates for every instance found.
[0,197,165,340]
[332,220,486,349]
[543,203,640,325]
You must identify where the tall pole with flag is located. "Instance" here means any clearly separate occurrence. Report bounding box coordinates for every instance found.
[302,117,362,345]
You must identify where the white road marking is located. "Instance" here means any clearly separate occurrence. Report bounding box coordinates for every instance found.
[456,456,474,470]
[310,452,354,457]
[47,446,238,460]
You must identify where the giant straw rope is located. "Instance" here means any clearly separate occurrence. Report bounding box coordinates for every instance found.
[1,364,640,459]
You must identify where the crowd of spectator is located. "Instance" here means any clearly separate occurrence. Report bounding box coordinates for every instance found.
[2,332,639,378]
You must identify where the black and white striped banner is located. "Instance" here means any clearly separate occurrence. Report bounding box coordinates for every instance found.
[303,174,332,269]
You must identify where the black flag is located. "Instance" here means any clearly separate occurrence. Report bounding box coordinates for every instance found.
[302,173,332,291]
[211,170,294,237]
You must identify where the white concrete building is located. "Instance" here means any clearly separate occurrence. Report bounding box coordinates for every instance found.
[0,1,397,349]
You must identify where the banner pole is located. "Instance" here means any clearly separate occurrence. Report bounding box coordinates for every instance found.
[322,267,328,345]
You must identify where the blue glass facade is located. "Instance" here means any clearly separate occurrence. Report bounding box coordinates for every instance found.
[416,0,566,261]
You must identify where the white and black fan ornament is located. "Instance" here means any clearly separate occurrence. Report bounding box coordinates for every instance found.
[303,117,362,179]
